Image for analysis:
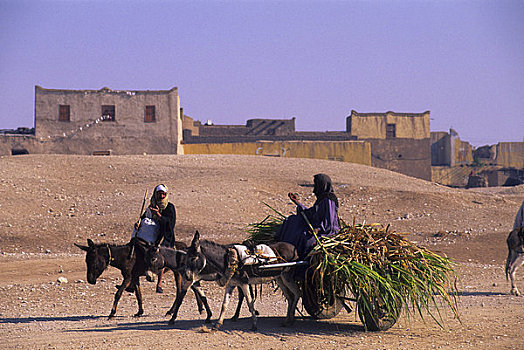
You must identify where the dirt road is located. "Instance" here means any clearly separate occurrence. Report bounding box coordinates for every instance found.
[0,154,522,349]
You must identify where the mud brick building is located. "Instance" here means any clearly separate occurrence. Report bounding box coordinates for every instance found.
[0,86,183,155]
[346,110,432,180]
[2,86,441,182]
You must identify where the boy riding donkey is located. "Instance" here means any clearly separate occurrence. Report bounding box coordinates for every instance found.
[130,184,176,293]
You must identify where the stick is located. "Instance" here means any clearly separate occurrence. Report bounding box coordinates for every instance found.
[137,190,148,226]
[129,190,148,259]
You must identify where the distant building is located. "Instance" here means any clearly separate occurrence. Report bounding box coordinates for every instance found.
[430,129,474,187]
[181,115,370,165]
[182,115,355,143]
[430,129,473,167]
[474,142,524,169]
[346,110,432,181]
[470,142,524,187]
[0,86,183,155]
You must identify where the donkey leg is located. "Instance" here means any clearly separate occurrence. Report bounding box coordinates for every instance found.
[213,285,235,330]
[279,271,301,326]
[167,272,183,315]
[509,253,524,296]
[109,278,131,318]
[239,284,258,331]
[168,280,192,324]
[192,280,205,315]
[231,286,244,322]
[133,278,144,317]
[276,278,292,326]
[191,283,213,323]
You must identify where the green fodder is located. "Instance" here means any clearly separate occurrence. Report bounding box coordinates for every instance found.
[246,213,460,328]
[245,204,284,245]
[309,221,459,328]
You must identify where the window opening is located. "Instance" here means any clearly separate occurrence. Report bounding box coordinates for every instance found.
[59,105,70,122]
[101,105,115,121]
[386,124,396,138]
[145,105,156,123]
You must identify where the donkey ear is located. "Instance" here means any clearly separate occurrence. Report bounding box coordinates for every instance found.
[190,230,200,252]
[87,239,95,248]
[74,243,89,252]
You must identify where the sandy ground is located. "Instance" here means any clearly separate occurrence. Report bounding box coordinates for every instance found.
[0,154,523,350]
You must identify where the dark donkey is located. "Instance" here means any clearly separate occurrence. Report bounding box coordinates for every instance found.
[75,238,204,318]
[144,244,257,324]
[182,231,301,331]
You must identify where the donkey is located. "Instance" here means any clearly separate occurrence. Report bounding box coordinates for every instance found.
[75,238,204,318]
[506,227,524,296]
[144,244,259,324]
[182,231,301,331]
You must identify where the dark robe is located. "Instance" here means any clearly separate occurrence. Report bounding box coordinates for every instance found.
[276,174,339,260]
[158,202,176,247]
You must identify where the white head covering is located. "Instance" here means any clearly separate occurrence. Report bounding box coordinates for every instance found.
[151,184,169,210]
[155,184,168,193]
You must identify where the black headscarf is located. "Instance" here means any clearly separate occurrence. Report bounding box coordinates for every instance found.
[313,173,339,208]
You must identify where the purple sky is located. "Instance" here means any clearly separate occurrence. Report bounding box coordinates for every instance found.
[1,0,523,147]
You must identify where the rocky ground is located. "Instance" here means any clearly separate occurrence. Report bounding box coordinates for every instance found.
[0,154,523,349]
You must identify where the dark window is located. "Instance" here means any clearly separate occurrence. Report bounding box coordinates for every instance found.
[59,105,70,122]
[101,105,115,121]
[386,123,396,138]
[145,105,156,123]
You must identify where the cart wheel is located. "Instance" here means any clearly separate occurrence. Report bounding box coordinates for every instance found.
[357,297,401,331]
[302,286,345,319]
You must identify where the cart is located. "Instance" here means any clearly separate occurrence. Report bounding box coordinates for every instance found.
[254,260,401,331]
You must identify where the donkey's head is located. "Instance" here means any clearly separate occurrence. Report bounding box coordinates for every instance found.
[183,230,207,282]
[74,239,111,284]
[144,244,164,277]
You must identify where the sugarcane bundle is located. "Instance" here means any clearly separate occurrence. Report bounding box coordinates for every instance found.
[246,211,459,328]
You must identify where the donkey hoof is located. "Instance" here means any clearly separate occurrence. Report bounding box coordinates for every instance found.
[510,288,521,296]
[108,314,116,320]
[134,311,143,317]
[168,319,175,325]
[165,311,173,316]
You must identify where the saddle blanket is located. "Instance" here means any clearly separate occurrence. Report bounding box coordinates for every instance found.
[233,244,278,266]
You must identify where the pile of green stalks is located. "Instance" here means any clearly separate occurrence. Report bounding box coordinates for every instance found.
[246,208,460,328]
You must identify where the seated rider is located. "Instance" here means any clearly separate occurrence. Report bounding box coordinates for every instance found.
[275,173,340,260]
[132,184,176,293]
[218,174,340,287]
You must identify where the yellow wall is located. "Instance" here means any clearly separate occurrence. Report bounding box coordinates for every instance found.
[453,138,473,165]
[496,142,524,168]
[351,113,430,139]
[183,140,371,165]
